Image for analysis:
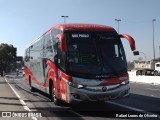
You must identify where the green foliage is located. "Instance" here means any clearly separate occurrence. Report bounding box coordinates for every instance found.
[0,43,17,72]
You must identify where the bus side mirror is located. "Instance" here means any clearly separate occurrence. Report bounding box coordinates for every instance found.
[25,56,29,62]
[133,51,139,56]
[119,34,135,51]
[56,34,67,51]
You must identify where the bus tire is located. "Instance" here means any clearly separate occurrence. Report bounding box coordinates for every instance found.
[49,80,60,105]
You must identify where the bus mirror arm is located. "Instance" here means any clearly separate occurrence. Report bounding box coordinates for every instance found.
[119,34,139,56]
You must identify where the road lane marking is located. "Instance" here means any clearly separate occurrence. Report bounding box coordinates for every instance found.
[107,101,145,112]
[5,77,37,120]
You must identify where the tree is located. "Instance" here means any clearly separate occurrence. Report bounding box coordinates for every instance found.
[0,43,17,72]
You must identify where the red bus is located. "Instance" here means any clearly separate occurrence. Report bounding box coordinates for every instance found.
[24,24,138,105]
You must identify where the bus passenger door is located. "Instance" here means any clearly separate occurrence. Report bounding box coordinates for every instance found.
[54,41,66,100]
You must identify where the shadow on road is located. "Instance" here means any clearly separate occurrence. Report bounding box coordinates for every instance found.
[0,97,19,100]
[112,93,160,114]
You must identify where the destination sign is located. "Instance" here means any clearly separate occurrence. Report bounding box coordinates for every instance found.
[72,34,90,38]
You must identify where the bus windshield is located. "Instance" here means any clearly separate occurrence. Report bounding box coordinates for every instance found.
[65,32,127,78]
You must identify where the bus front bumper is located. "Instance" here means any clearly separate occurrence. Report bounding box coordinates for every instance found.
[67,83,130,104]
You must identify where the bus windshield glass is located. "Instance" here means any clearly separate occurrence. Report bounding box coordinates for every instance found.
[65,32,127,78]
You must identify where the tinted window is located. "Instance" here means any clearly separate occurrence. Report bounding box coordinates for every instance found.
[65,32,127,78]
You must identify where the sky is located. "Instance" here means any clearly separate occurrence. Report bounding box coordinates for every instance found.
[0,0,160,61]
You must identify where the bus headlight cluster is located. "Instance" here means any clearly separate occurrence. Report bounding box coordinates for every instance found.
[67,81,85,89]
[121,80,129,85]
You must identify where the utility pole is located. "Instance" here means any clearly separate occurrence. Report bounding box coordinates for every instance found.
[159,46,160,59]
[115,19,121,33]
[152,19,156,60]
[61,16,69,23]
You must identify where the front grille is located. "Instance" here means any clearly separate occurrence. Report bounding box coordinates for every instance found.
[84,84,120,92]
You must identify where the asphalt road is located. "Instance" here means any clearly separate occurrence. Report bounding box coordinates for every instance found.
[4,73,160,120]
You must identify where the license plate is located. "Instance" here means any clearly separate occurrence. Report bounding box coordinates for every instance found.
[97,96,109,101]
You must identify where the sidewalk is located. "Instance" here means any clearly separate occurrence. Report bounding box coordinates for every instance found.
[0,76,32,120]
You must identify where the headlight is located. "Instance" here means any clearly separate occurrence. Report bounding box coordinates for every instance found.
[67,81,77,88]
[121,80,129,85]
[77,84,84,88]
[67,81,84,89]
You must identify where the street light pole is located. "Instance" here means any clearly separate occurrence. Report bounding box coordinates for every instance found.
[159,46,160,59]
[61,16,69,23]
[115,19,121,33]
[152,19,156,60]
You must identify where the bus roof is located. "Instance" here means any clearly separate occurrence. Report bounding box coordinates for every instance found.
[28,24,116,48]
[45,23,116,35]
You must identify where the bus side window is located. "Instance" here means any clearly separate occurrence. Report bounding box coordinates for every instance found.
[55,41,66,71]
[44,33,54,60]
[51,29,62,58]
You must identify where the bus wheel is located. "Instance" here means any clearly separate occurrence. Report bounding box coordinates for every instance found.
[49,81,60,105]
